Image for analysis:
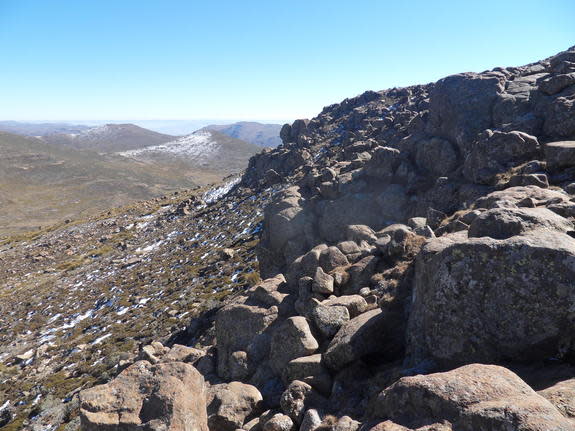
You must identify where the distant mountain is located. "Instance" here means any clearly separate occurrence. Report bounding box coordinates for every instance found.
[42,123,176,153]
[119,129,262,172]
[0,131,198,234]
[0,120,91,136]
[202,121,282,147]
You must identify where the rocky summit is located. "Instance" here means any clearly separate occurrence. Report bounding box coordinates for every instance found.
[2,46,575,430]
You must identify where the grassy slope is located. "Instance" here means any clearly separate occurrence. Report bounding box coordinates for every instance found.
[0,132,212,235]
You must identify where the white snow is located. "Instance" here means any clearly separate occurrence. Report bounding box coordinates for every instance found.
[119,130,217,161]
[203,178,240,204]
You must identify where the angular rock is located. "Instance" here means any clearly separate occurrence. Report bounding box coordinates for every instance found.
[283,354,332,396]
[79,361,208,431]
[270,317,319,373]
[463,129,540,185]
[216,303,278,379]
[539,378,575,418]
[312,267,335,295]
[324,309,404,371]
[319,246,349,272]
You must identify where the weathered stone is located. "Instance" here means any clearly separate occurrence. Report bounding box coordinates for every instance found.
[346,225,377,244]
[415,137,458,177]
[216,303,278,379]
[79,361,208,431]
[262,413,293,431]
[324,309,403,371]
[468,207,573,239]
[270,317,319,373]
[312,267,334,295]
[164,344,205,364]
[407,229,575,367]
[539,378,575,418]
[207,382,263,431]
[321,295,368,318]
[545,141,575,172]
[540,73,575,95]
[463,130,540,185]
[427,72,505,152]
[299,409,322,431]
[283,354,332,396]
[311,304,350,338]
[372,364,571,431]
[319,247,349,272]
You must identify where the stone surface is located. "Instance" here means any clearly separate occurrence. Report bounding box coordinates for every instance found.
[79,361,208,431]
[324,309,403,371]
[207,382,263,431]
[407,229,575,367]
[545,141,575,172]
[270,317,319,373]
[372,364,572,431]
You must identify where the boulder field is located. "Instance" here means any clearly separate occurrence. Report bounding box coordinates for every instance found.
[80,46,575,430]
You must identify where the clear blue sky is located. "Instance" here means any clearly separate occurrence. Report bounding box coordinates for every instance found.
[0,0,573,123]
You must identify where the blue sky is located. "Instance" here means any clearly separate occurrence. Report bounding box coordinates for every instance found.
[0,0,573,123]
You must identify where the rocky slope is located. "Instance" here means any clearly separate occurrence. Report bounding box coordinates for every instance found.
[3,46,575,430]
[42,123,176,153]
[203,122,283,147]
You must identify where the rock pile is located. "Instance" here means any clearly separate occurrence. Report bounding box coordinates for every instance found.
[77,46,575,430]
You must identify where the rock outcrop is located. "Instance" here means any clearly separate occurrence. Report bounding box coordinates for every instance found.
[68,46,575,431]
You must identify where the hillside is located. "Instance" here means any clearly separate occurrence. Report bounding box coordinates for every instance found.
[0,121,90,136]
[202,121,282,147]
[0,132,201,235]
[42,123,176,153]
[2,46,575,431]
[119,129,262,172]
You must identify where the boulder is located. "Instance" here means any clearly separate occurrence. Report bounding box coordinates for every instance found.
[262,413,293,431]
[320,295,368,318]
[545,141,575,172]
[282,354,332,395]
[543,95,575,139]
[414,137,458,177]
[324,309,404,371]
[468,207,573,239]
[164,344,205,364]
[207,382,263,431]
[216,303,278,379]
[270,317,319,373]
[310,304,350,338]
[312,267,335,295]
[407,229,575,367]
[371,364,572,431]
[539,378,575,418]
[299,409,322,431]
[319,246,349,272]
[376,184,410,223]
[463,130,540,185]
[540,72,575,95]
[79,361,208,431]
[427,72,505,152]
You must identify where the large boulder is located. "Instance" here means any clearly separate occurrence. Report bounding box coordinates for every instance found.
[463,129,540,184]
[545,141,575,172]
[468,207,574,239]
[427,72,505,152]
[207,382,263,431]
[216,303,278,379]
[407,228,575,367]
[371,364,572,431]
[324,309,404,371]
[79,361,208,431]
[270,317,319,373]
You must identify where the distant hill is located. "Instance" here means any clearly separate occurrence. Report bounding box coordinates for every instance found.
[119,129,262,173]
[0,120,90,136]
[42,123,176,153]
[202,121,282,147]
[0,131,201,234]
